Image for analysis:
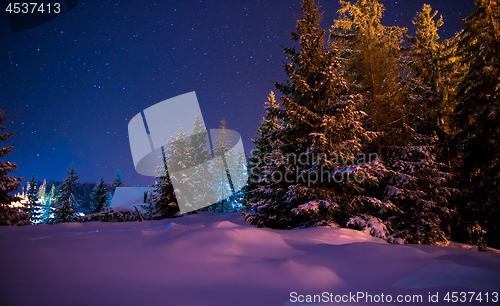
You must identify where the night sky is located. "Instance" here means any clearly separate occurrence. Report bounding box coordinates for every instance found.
[1,0,475,187]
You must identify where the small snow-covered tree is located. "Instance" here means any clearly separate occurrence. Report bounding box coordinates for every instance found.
[150,172,178,219]
[106,170,124,207]
[110,170,124,196]
[148,127,195,219]
[27,174,43,224]
[53,166,80,222]
[48,184,57,216]
[164,126,196,212]
[37,180,52,223]
[90,178,108,213]
[207,119,247,213]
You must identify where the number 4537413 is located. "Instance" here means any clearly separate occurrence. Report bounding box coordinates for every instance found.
[5,3,61,14]
[443,292,498,303]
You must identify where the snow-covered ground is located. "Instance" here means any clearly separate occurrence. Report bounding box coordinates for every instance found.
[1,212,499,306]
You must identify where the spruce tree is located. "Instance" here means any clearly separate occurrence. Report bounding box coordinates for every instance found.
[330,0,408,152]
[151,173,178,219]
[27,174,42,224]
[209,119,247,212]
[405,4,446,137]
[245,0,378,229]
[405,4,462,159]
[48,184,57,206]
[54,166,80,222]
[210,119,232,212]
[0,108,24,208]
[366,4,458,245]
[149,127,195,218]
[328,0,457,245]
[90,178,108,213]
[37,179,52,223]
[378,143,457,244]
[188,116,214,210]
[246,91,282,204]
[452,0,500,248]
[164,126,196,212]
[110,170,124,196]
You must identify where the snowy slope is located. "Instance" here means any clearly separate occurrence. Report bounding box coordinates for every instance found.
[0,212,499,306]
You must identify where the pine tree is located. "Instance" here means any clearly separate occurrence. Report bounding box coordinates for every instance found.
[0,108,24,208]
[405,4,445,136]
[150,173,178,219]
[27,174,42,224]
[209,119,232,212]
[110,170,124,196]
[452,0,500,248]
[405,4,462,159]
[330,0,408,152]
[378,142,457,244]
[53,166,80,222]
[90,178,108,213]
[37,179,52,223]
[188,116,214,210]
[328,0,457,245]
[363,4,458,245]
[245,0,379,229]
[208,119,247,212]
[48,183,57,205]
[246,92,282,204]
[148,127,195,218]
[106,170,124,207]
[164,126,197,212]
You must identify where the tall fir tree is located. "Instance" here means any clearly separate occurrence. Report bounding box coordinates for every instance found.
[404,4,463,164]
[245,0,380,230]
[188,116,214,210]
[53,166,80,222]
[209,119,246,212]
[164,126,196,212]
[90,178,108,213]
[405,4,446,138]
[330,0,408,152]
[329,0,457,245]
[148,127,195,218]
[452,0,500,248]
[0,108,24,208]
[246,91,282,204]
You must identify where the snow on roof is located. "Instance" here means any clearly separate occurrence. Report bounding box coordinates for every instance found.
[110,186,155,211]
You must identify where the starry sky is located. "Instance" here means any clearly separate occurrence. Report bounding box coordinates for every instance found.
[1,0,475,187]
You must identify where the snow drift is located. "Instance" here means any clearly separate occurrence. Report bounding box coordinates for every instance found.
[0,212,499,306]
